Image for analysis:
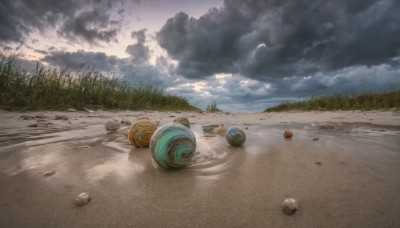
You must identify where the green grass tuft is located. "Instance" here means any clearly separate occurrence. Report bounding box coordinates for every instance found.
[206,99,221,112]
[0,56,199,111]
[264,90,400,112]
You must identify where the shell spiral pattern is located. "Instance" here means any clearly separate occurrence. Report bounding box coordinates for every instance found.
[226,127,246,146]
[128,119,157,148]
[150,123,196,168]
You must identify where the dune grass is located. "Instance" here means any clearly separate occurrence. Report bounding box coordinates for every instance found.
[264,90,400,112]
[0,56,199,111]
[206,100,221,112]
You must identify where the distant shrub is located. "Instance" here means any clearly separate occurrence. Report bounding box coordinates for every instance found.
[206,100,221,112]
[264,90,400,112]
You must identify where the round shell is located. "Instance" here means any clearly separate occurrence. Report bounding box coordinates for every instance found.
[105,118,120,131]
[225,127,246,146]
[150,123,196,168]
[128,119,157,148]
[283,130,293,139]
[75,192,91,206]
[281,198,298,215]
[173,117,190,128]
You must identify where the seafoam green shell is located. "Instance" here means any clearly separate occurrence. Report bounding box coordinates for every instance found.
[226,127,246,146]
[150,123,196,168]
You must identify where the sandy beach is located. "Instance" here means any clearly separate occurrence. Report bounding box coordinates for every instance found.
[0,109,400,227]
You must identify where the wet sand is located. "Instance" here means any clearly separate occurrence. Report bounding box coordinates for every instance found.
[0,110,400,227]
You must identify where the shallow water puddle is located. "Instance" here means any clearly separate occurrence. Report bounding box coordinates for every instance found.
[0,123,399,227]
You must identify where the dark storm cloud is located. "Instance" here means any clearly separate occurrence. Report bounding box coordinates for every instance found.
[131,29,147,44]
[168,60,400,112]
[126,29,150,65]
[0,0,123,44]
[34,49,49,55]
[157,0,400,80]
[155,56,175,73]
[42,51,119,71]
[58,1,123,44]
[48,46,56,52]
[125,44,150,65]
[118,61,178,89]
[40,50,177,90]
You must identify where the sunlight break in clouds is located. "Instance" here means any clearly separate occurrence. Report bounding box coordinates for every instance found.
[1,0,399,112]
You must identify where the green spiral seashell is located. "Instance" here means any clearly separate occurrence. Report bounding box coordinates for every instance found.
[150,123,196,168]
[226,127,246,146]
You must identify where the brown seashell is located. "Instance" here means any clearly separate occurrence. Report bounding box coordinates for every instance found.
[283,130,293,139]
[312,136,319,141]
[128,119,157,148]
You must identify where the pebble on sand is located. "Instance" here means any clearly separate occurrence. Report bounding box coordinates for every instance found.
[67,108,77,112]
[105,118,121,131]
[281,198,299,215]
[75,192,91,206]
[312,136,319,140]
[43,171,56,176]
[283,130,293,139]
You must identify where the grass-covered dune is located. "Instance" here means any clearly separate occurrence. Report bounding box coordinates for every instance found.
[0,57,199,111]
[265,90,400,112]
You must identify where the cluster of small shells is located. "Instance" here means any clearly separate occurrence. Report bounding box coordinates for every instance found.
[99,116,312,215]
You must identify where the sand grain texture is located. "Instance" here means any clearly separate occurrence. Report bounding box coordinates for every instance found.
[0,110,399,227]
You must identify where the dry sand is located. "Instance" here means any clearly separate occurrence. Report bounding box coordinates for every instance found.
[0,109,400,227]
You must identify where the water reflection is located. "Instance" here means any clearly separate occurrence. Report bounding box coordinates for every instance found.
[1,122,399,184]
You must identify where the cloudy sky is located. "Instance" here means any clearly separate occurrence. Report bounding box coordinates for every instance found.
[1,0,400,112]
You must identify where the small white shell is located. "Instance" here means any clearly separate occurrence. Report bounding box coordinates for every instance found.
[75,192,91,206]
[281,198,298,215]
